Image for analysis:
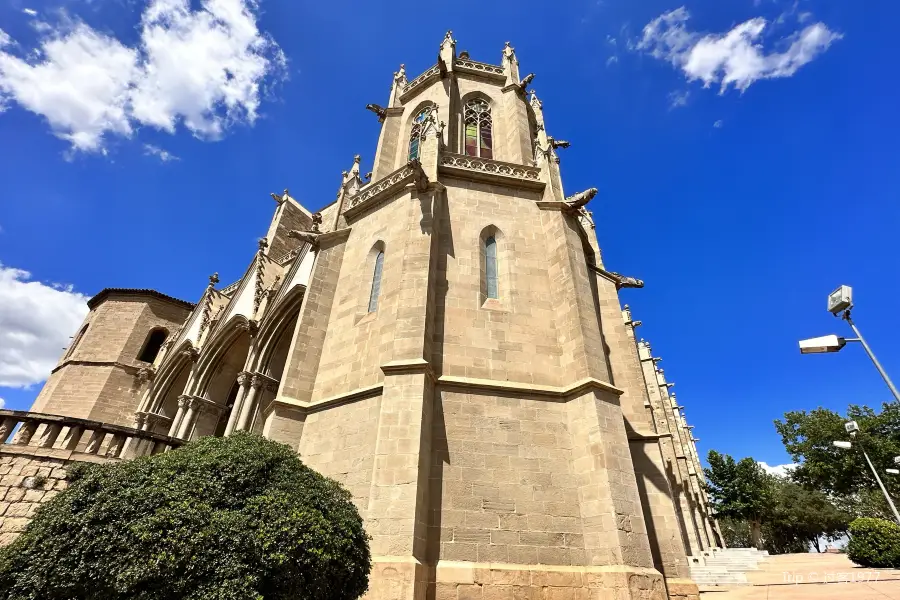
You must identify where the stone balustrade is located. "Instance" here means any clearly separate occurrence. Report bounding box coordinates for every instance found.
[0,409,184,462]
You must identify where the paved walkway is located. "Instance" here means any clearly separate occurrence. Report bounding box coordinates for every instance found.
[700,553,900,600]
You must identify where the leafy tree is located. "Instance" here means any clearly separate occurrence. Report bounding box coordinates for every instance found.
[766,479,850,553]
[775,403,900,518]
[704,451,775,548]
[0,433,371,600]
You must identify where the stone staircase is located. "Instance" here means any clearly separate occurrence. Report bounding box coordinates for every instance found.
[689,548,769,587]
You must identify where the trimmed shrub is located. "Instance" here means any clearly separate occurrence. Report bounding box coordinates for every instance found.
[0,433,371,600]
[847,517,900,568]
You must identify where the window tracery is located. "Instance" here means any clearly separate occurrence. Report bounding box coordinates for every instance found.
[464,98,493,159]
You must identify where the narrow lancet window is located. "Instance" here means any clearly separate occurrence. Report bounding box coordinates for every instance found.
[408,107,433,161]
[464,99,493,159]
[485,236,498,299]
[368,251,384,312]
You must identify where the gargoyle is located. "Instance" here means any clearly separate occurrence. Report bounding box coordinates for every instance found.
[518,73,535,90]
[288,229,321,248]
[270,189,288,204]
[365,103,387,120]
[563,187,597,211]
[609,272,645,289]
[549,137,571,149]
[310,212,323,233]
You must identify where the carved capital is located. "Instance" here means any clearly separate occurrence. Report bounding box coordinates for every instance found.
[251,374,265,390]
[177,395,191,409]
[237,371,252,386]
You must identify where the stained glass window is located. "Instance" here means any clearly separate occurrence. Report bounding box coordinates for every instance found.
[368,251,384,312]
[464,99,493,159]
[408,106,432,161]
[485,236,498,299]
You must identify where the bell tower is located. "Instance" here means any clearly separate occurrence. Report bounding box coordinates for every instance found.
[268,32,702,600]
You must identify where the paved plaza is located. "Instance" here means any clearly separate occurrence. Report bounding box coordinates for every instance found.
[701,553,900,600]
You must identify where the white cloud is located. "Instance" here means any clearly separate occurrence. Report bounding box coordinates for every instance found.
[144,143,179,162]
[713,119,723,128]
[0,29,11,49]
[606,55,618,66]
[23,8,38,17]
[668,89,690,108]
[0,0,285,153]
[636,7,841,93]
[0,264,89,388]
[0,397,4,409]
[758,461,798,477]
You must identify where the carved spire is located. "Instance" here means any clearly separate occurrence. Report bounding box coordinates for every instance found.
[389,63,407,108]
[199,272,218,343]
[502,41,520,86]
[439,31,456,74]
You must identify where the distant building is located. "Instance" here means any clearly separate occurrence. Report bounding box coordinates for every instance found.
[15,32,721,600]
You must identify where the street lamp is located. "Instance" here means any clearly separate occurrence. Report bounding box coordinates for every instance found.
[833,421,900,524]
[799,286,900,404]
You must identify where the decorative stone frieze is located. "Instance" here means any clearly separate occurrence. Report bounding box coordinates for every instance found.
[439,152,544,189]
[453,58,505,77]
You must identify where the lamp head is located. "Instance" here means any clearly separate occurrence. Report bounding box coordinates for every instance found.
[845,421,860,434]
[799,335,847,354]
[833,441,852,449]
[827,285,853,315]
[887,468,900,475]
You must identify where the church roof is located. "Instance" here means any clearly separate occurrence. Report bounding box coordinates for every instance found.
[87,288,195,311]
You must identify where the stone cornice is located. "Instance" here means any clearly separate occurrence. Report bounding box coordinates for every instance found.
[436,375,623,400]
[317,227,352,249]
[439,153,544,191]
[626,431,673,441]
[50,359,143,377]
[381,358,435,380]
[87,288,194,311]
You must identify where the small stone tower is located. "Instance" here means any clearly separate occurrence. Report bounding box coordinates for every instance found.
[31,289,193,427]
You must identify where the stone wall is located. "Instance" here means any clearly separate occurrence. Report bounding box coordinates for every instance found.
[430,391,584,565]
[0,453,71,545]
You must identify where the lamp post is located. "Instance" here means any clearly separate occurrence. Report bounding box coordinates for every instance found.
[799,286,900,404]
[833,421,900,524]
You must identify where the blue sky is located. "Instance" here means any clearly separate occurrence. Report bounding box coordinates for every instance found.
[1,0,898,470]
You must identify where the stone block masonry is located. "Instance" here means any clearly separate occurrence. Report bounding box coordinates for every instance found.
[0,454,70,545]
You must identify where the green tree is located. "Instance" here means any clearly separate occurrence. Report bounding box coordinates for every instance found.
[766,479,851,553]
[704,451,775,548]
[0,433,371,600]
[774,402,900,518]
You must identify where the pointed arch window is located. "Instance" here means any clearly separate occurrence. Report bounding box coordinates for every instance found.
[464,98,493,159]
[484,236,499,299]
[408,106,434,161]
[138,328,169,363]
[368,251,384,312]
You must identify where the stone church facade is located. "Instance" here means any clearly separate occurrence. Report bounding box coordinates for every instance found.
[23,33,721,600]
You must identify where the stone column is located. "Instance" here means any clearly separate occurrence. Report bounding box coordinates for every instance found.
[236,374,264,432]
[176,395,199,440]
[224,372,252,435]
[167,397,188,438]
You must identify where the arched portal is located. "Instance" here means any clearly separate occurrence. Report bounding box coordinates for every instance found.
[192,330,251,439]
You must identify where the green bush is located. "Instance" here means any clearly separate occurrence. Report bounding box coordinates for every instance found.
[847,517,900,568]
[0,433,371,600]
